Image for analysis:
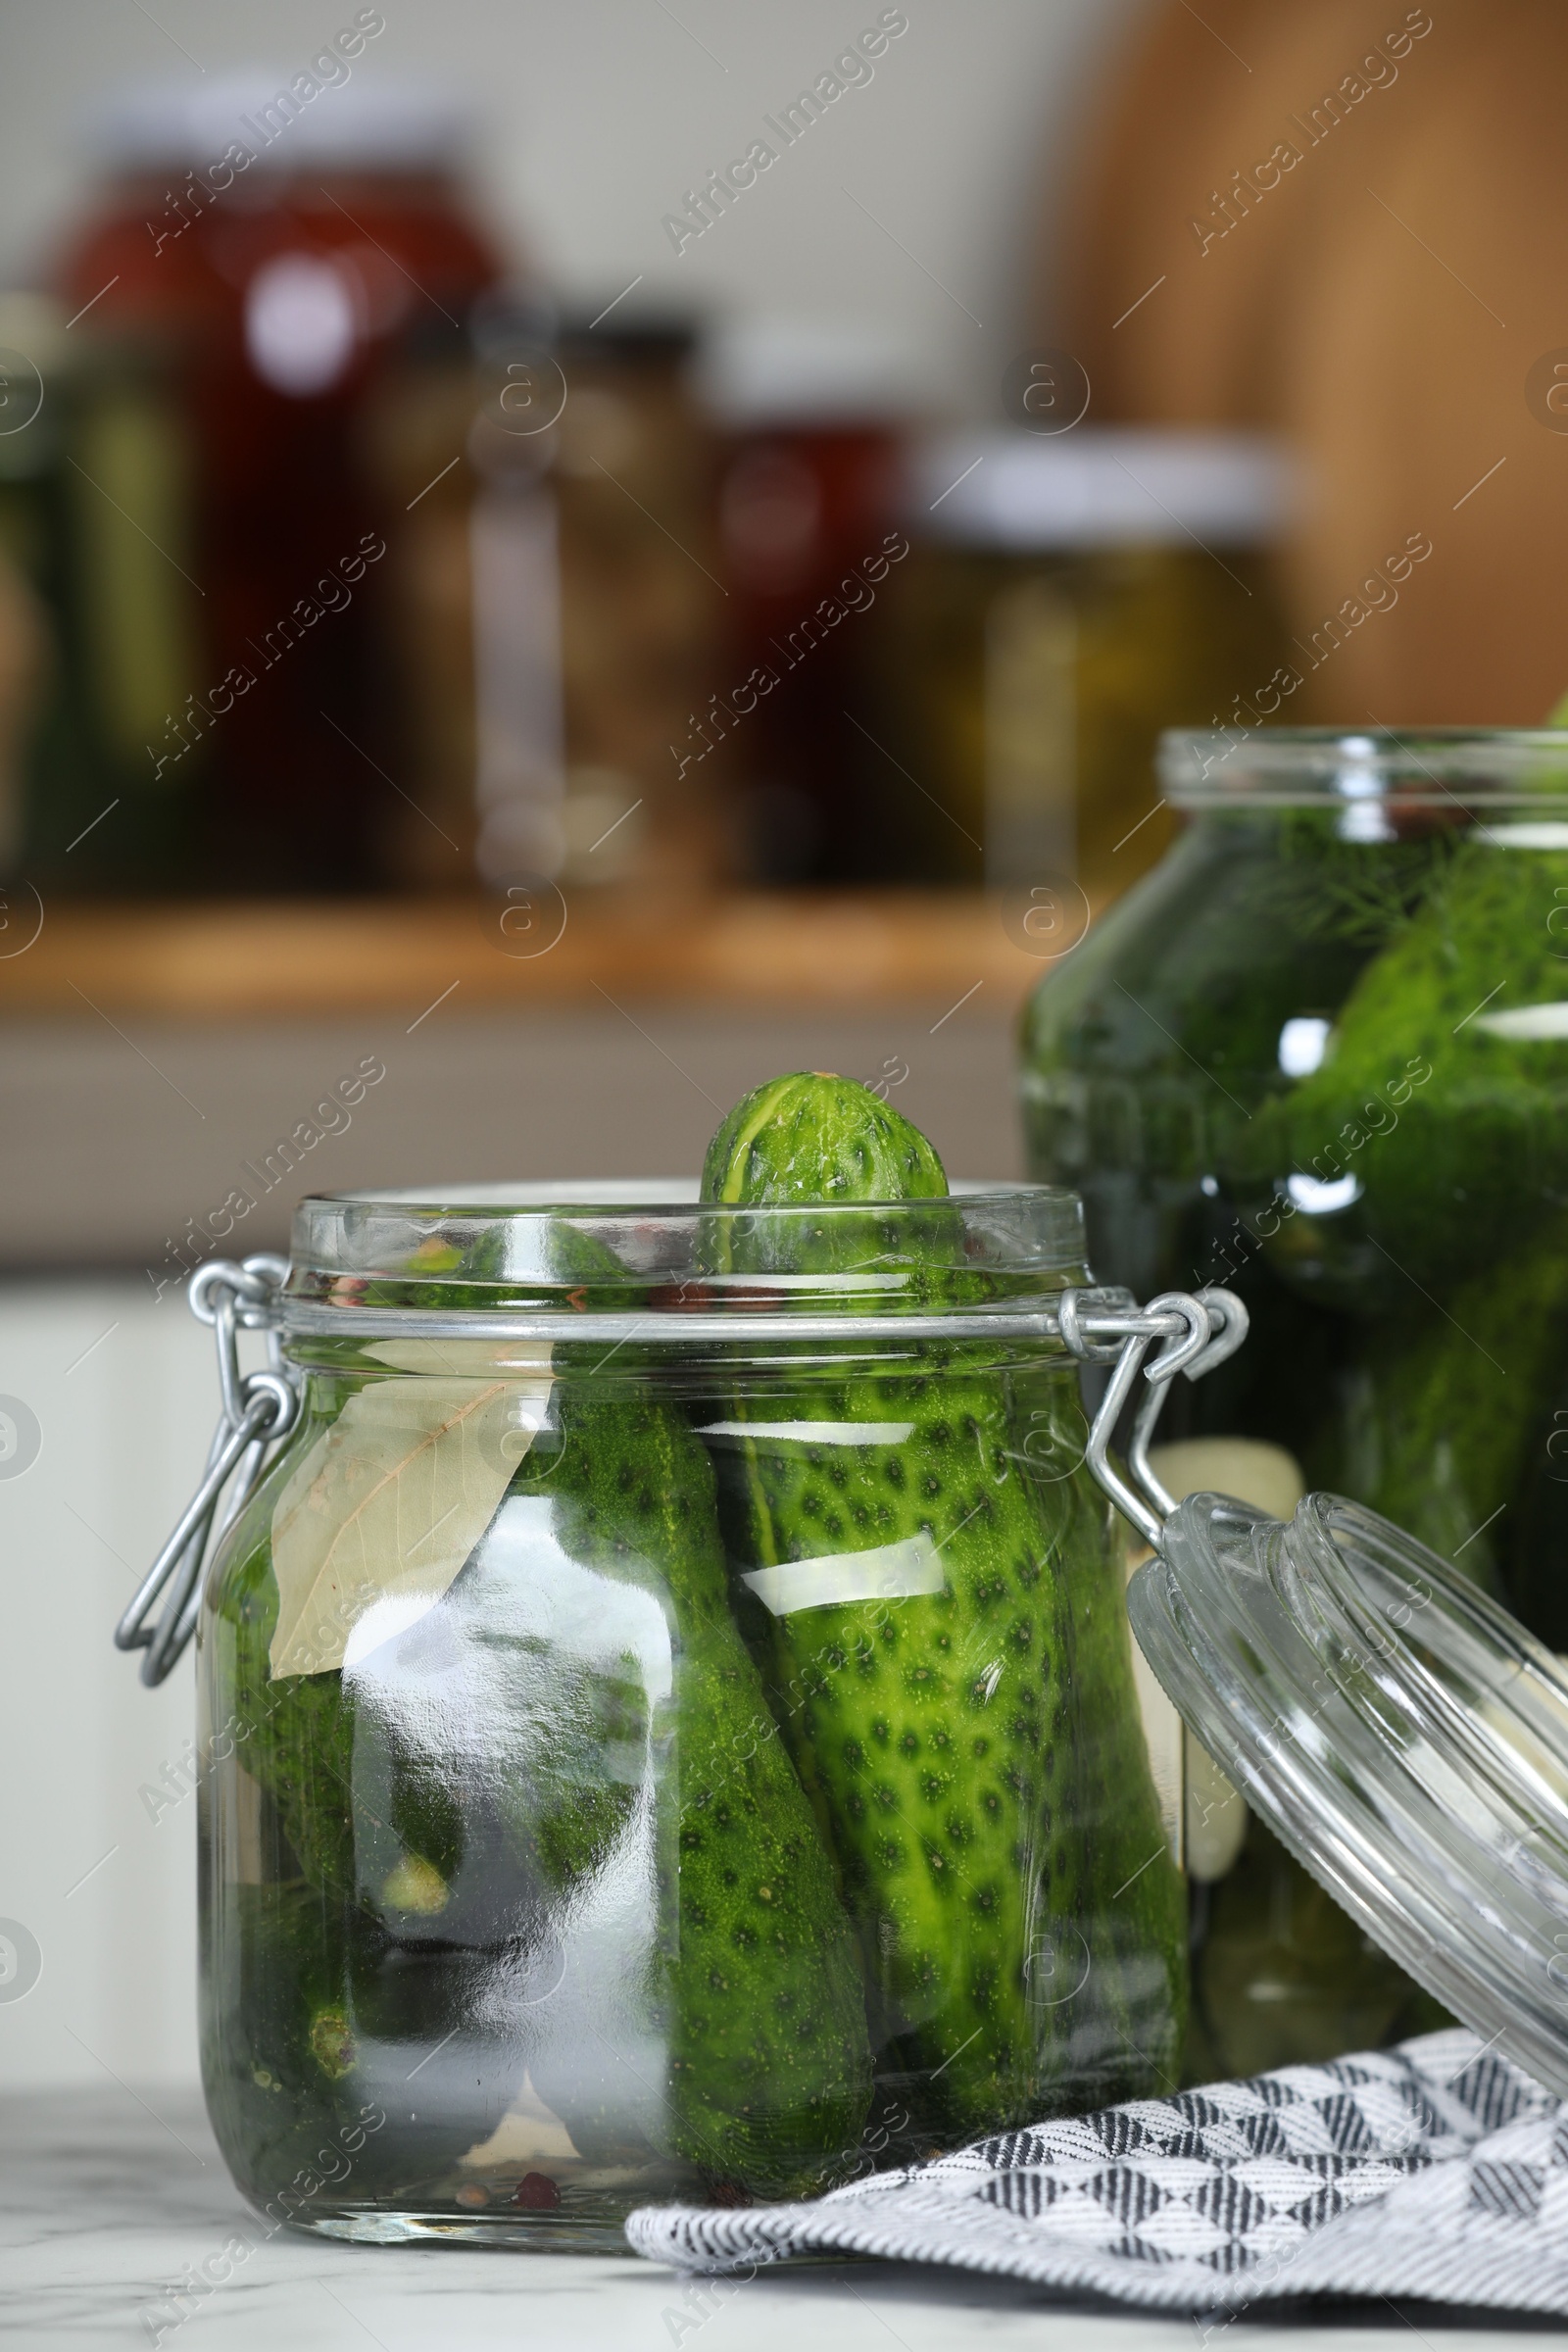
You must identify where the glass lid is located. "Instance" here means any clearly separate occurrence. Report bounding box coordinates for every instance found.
[1127,1488,1568,2098]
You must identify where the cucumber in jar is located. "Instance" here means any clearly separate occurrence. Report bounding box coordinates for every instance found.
[1235,839,1568,1297]
[698,1072,1187,2140]
[205,1509,507,2208]
[200,1880,466,2211]
[534,1370,873,2192]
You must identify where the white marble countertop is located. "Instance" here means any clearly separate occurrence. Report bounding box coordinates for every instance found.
[3,2090,1558,2352]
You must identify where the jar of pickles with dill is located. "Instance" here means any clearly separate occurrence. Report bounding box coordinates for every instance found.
[1019,726,1568,2078]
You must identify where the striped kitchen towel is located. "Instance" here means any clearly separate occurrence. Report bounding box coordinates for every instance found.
[626,2031,1568,2315]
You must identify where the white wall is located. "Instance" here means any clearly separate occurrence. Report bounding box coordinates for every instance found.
[3,0,1142,414]
[0,1283,214,2089]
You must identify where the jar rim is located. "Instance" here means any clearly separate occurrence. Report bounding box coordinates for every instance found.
[284,1179,1092,1339]
[1161,725,1568,810]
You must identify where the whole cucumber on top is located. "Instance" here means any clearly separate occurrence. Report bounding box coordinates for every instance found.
[699,1073,1187,2140]
[705,1069,946,1223]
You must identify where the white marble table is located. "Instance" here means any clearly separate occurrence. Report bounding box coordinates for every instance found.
[2,2090,1558,2352]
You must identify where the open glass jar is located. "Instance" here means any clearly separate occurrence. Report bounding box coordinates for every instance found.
[1019,726,1568,2075]
[131,1183,1198,2246]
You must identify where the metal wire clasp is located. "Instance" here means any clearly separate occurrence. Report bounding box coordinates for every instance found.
[115,1255,300,1686]
[1057,1285,1249,1552]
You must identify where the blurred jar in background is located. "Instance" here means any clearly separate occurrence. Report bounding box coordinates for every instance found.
[885,429,1292,899]
[360,300,508,892]
[461,291,566,893]
[0,294,175,884]
[53,74,505,892]
[0,293,207,891]
[702,318,919,885]
[551,314,724,892]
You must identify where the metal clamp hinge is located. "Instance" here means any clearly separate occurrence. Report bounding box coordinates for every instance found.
[1057,1286,1249,1550]
[115,1255,300,1686]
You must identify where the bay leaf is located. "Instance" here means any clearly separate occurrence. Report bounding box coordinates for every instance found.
[269,1361,554,1678]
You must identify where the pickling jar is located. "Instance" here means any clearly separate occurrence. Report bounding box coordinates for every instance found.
[119,1183,1200,2246]
[1019,725,1568,2077]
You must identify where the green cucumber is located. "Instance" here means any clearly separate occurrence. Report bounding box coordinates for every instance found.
[200,1881,486,2211]
[1235,840,1568,1295]
[209,1486,537,2206]
[537,1377,872,2191]
[1311,1224,1568,1595]
[699,1073,1187,2139]
[216,1371,644,1947]
[705,1071,946,1226]
[220,1445,496,1936]
[220,1467,359,1906]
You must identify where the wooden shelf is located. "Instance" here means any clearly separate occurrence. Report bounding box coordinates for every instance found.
[0,891,1054,1021]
